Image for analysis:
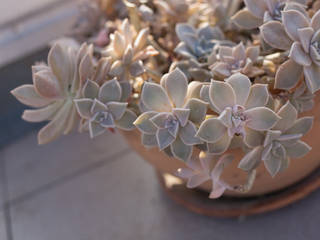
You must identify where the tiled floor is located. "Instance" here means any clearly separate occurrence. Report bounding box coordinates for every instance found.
[0,211,7,240]
[1,130,320,239]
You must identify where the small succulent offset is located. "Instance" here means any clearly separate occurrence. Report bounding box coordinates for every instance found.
[75,79,137,138]
[134,69,207,161]
[197,73,280,154]
[232,0,307,29]
[103,19,158,81]
[11,42,93,144]
[11,1,320,199]
[239,101,313,177]
[210,42,263,79]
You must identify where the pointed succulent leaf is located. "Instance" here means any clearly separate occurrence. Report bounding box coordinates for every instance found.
[115,109,137,130]
[119,81,132,102]
[113,31,126,56]
[179,121,201,145]
[129,60,145,77]
[282,10,310,42]
[245,84,269,109]
[170,137,192,162]
[74,98,94,119]
[48,43,72,90]
[297,27,314,53]
[244,0,267,18]
[244,127,264,147]
[245,107,280,131]
[156,128,175,150]
[11,85,53,108]
[134,111,157,134]
[141,82,172,112]
[285,140,311,158]
[238,146,263,171]
[260,21,292,50]
[289,42,312,66]
[99,79,122,103]
[196,118,226,143]
[22,102,62,122]
[226,73,251,106]
[37,101,72,144]
[275,59,302,90]
[150,112,170,128]
[163,69,188,108]
[79,51,94,86]
[218,108,232,128]
[207,132,232,154]
[173,108,190,127]
[185,98,207,124]
[264,155,282,177]
[209,80,236,112]
[82,80,99,99]
[311,10,320,31]
[34,71,63,99]
[285,116,313,135]
[273,101,297,131]
[303,64,320,93]
[107,102,128,120]
[89,121,106,138]
[232,9,263,29]
[141,133,158,147]
[122,46,133,65]
[134,28,149,52]
[91,99,108,114]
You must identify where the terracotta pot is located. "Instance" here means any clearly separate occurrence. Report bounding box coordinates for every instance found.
[120,94,320,197]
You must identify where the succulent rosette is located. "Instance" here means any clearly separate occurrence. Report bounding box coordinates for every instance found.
[11,41,93,144]
[261,9,320,93]
[197,73,280,154]
[211,42,263,79]
[232,0,307,29]
[103,19,158,81]
[239,101,313,176]
[74,78,137,138]
[134,68,207,161]
[173,23,232,81]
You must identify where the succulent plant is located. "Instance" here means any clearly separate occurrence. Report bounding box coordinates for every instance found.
[11,42,94,144]
[103,19,158,81]
[177,152,234,198]
[175,23,226,63]
[232,0,307,29]
[134,68,208,161]
[211,42,263,79]
[75,78,137,138]
[197,73,280,154]
[239,101,313,176]
[10,0,320,198]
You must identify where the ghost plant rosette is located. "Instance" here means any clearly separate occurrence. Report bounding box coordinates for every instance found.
[11,0,320,198]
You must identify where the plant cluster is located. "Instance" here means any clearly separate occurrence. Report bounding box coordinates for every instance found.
[12,0,320,198]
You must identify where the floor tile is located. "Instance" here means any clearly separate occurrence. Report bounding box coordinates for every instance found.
[9,151,320,240]
[3,130,129,201]
[0,211,8,240]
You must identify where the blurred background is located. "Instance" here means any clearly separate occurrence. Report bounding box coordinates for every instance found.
[1,0,320,239]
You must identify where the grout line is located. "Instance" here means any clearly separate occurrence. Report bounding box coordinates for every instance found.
[4,148,133,208]
[1,155,14,240]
